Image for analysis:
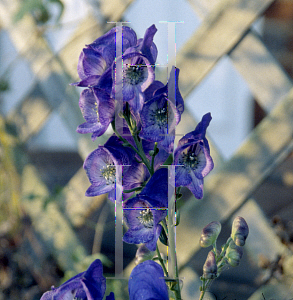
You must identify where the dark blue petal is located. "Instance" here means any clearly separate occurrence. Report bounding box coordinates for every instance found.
[177,113,212,148]
[106,292,115,300]
[85,182,114,197]
[90,26,137,68]
[78,48,107,80]
[123,226,154,245]
[41,260,106,300]
[138,24,158,65]
[71,75,101,87]
[129,260,169,300]
[140,168,168,207]
[154,66,184,117]
[172,113,214,199]
[143,80,164,102]
[76,88,114,140]
[145,224,162,251]
[187,173,204,199]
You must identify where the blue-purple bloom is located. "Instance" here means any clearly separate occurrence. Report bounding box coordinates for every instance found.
[74,26,137,87]
[123,168,168,251]
[83,136,134,202]
[172,113,214,199]
[76,88,115,140]
[113,52,155,115]
[40,259,112,300]
[139,90,179,153]
[111,25,157,116]
[129,260,169,300]
[139,67,183,153]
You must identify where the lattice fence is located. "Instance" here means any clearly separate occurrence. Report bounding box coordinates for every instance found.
[0,0,293,299]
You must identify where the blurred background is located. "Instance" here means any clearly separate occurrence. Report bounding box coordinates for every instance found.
[0,0,293,299]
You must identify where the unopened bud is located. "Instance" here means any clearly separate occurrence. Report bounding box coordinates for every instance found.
[226,240,243,267]
[135,244,155,265]
[231,216,249,246]
[203,251,217,279]
[200,221,221,248]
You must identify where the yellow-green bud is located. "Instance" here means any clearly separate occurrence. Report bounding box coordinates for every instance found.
[135,244,155,265]
[203,251,217,279]
[231,216,249,247]
[226,240,243,267]
[200,221,221,248]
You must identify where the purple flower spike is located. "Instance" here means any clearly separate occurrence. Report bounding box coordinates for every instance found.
[76,88,115,141]
[40,259,110,300]
[172,113,214,199]
[129,260,169,300]
[123,168,168,251]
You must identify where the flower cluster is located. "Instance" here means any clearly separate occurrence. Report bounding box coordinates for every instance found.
[40,24,248,300]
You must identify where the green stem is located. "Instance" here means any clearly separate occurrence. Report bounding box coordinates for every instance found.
[132,133,153,175]
[217,237,232,263]
[199,279,212,300]
[123,186,143,193]
[150,142,158,174]
[168,196,181,300]
[156,244,168,277]
[111,121,153,175]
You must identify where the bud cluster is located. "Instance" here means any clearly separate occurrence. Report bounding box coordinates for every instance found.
[199,216,249,294]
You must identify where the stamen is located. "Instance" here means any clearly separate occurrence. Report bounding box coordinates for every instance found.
[124,64,146,85]
[149,107,168,128]
[100,165,116,185]
[91,101,100,122]
[179,151,200,171]
[137,208,154,228]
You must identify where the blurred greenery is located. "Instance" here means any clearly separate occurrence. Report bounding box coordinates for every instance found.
[13,0,64,25]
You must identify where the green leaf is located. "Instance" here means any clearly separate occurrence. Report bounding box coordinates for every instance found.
[163,154,174,165]
[159,225,168,246]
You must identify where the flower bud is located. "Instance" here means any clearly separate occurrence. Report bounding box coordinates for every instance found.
[203,251,217,279]
[200,221,221,248]
[226,240,243,267]
[135,244,156,265]
[231,216,249,247]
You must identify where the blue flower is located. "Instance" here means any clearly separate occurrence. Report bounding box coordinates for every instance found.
[172,113,214,199]
[123,168,168,251]
[139,67,183,153]
[76,87,115,141]
[112,25,157,116]
[73,26,137,87]
[139,91,179,153]
[112,52,155,116]
[40,259,113,300]
[152,66,184,117]
[129,260,169,300]
[84,136,134,202]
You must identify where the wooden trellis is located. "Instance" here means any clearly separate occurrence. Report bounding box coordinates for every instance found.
[0,0,292,299]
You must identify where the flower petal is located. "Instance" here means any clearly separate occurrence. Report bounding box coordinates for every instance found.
[129,260,169,300]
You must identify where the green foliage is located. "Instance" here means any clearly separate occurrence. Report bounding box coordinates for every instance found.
[13,0,64,25]
[0,78,10,92]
